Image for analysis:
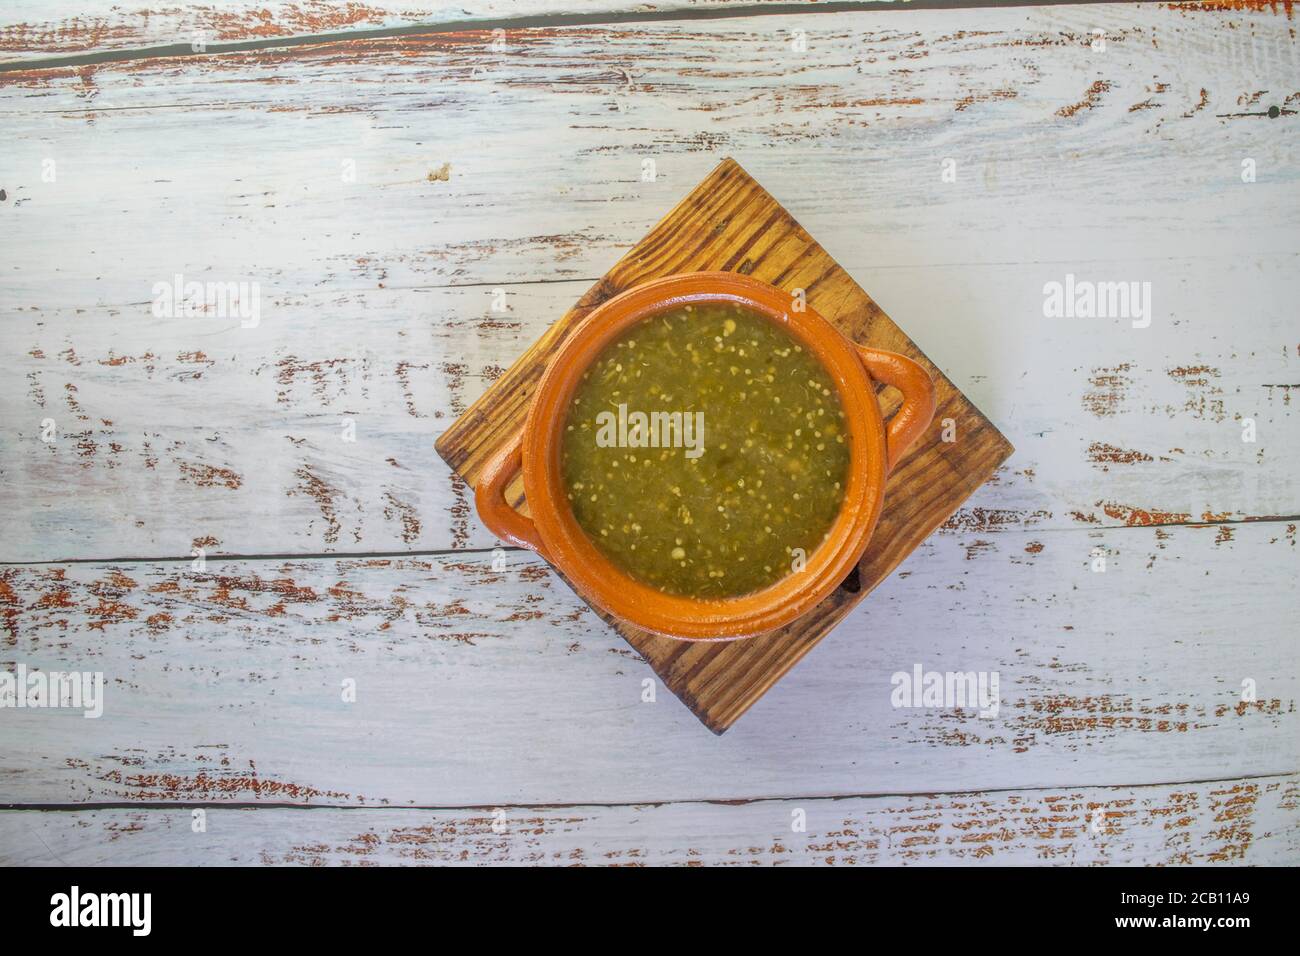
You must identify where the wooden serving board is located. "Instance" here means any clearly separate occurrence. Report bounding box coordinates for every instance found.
[436,158,1013,734]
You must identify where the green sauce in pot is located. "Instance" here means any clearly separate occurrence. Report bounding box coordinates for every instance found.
[560,303,850,599]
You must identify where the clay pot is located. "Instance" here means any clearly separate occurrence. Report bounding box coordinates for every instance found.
[475,272,935,640]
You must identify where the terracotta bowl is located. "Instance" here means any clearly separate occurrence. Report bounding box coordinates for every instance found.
[475,272,936,641]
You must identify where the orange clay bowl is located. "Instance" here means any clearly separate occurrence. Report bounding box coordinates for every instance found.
[475,272,936,641]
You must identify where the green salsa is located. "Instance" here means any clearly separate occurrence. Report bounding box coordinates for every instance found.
[560,302,851,599]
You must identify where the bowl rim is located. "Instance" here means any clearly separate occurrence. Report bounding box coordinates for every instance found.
[521,272,889,640]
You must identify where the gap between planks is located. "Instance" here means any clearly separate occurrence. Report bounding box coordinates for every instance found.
[3,512,1296,568]
[0,0,1171,73]
[5,769,1296,813]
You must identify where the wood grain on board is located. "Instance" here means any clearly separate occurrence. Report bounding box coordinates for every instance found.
[436,158,1013,732]
[4,772,1297,865]
[0,1,926,61]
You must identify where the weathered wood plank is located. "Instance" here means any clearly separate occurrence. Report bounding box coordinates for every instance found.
[1,521,1294,805]
[0,1,507,59]
[2,4,1297,560]
[3,3,1291,65]
[3,6,1297,291]
[1,282,565,560]
[0,1,924,62]
[2,773,1296,864]
[2,252,1295,561]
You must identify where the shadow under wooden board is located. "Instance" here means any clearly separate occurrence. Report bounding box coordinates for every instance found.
[436,157,1013,734]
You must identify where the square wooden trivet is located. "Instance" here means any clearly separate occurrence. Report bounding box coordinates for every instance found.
[436,158,1013,733]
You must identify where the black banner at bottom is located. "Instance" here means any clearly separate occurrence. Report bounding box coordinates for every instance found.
[4,864,1280,941]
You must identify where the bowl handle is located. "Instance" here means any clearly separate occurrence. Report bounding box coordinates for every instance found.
[474,434,549,558]
[854,346,937,473]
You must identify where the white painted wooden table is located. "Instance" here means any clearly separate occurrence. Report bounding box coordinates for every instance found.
[1,0,1297,866]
